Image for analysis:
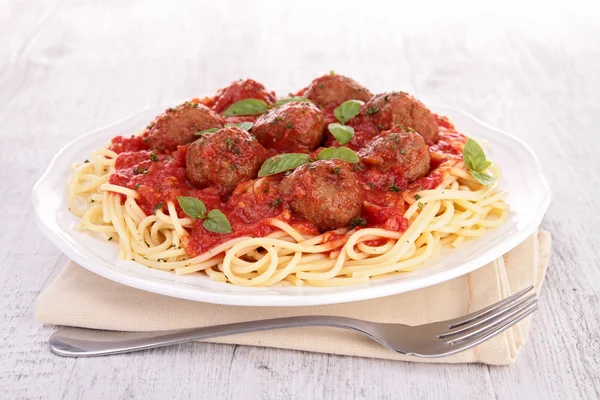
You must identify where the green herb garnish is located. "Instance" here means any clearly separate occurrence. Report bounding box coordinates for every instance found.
[462,138,496,186]
[258,154,311,177]
[195,127,220,136]
[273,97,311,107]
[328,123,355,145]
[349,218,367,228]
[225,121,253,131]
[178,196,207,218]
[177,196,232,233]
[223,99,268,117]
[334,100,363,124]
[202,210,232,233]
[317,147,359,163]
[133,167,148,175]
[365,105,379,116]
[469,170,496,186]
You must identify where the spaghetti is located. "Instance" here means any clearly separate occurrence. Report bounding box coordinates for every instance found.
[67,75,508,288]
[68,140,507,287]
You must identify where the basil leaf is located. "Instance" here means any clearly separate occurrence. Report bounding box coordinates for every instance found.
[463,138,491,172]
[349,217,367,228]
[317,147,359,163]
[195,127,220,136]
[223,99,268,116]
[469,170,496,186]
[365,105,379,115]
[328,123,355,145]
[203,209,232,233]
[274,97,311,107]
[258,153,311,177]
[479,160,491,171]
[334,99,364,124]
[177,196,207,219]
[225,121,253,131]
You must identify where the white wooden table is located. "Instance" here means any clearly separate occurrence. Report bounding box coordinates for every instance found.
[2,1,599,398]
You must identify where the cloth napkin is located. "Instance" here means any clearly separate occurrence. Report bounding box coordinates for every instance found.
[36,231,551,365]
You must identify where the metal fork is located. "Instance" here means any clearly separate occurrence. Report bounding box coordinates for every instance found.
[49,286,537,357]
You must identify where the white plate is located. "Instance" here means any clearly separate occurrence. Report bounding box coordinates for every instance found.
[32,105,551,306]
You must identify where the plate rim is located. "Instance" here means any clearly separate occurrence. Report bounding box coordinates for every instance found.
[32,104,551,306]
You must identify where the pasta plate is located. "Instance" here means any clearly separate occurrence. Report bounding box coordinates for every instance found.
[32,105,550,306]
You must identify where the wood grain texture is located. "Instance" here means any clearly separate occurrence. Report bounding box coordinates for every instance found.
[1,0,599,398]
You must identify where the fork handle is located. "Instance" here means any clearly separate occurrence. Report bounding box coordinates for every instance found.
[50,316,381,357]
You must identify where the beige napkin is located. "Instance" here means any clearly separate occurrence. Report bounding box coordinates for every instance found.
[36,231,551,365]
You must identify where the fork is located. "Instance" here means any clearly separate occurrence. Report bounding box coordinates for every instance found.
[49,286,537,357]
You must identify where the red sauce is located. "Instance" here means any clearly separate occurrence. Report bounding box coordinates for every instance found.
[434,114,455,130]
[184,217,276,255]
[364,238,389,247]
[361,201,409,231]
[106,94,465,258]
[109,134,150,154]
[430,131,466,157]
[224,115,257,125]
[109,147,223,217]
[410,169,444,191]
[212,79,276,113]
[321,231,352,251]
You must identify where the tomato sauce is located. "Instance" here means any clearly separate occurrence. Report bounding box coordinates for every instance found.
[321,231,352,250]
[322,106,381,150]
[106,96,464,258]
[212,79,277,113]
[184,217,276,255]
[109,134,150,154]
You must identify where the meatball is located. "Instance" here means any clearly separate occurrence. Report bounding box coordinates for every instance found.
[358,126,430,183]
[252,102,325,152]
[303,73,372,109]
[186,126,267,192]
[365,92,439,144]
[212,79,276,113]
[280,159,362,231]
[148,102,224,151]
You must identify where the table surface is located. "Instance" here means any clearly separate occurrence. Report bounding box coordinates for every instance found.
[2,1,599,399]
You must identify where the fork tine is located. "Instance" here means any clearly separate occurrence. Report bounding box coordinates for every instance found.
[439,293,537,338]
[443,303,538,355]
[446,285,534,329]
[441,297,537,343]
